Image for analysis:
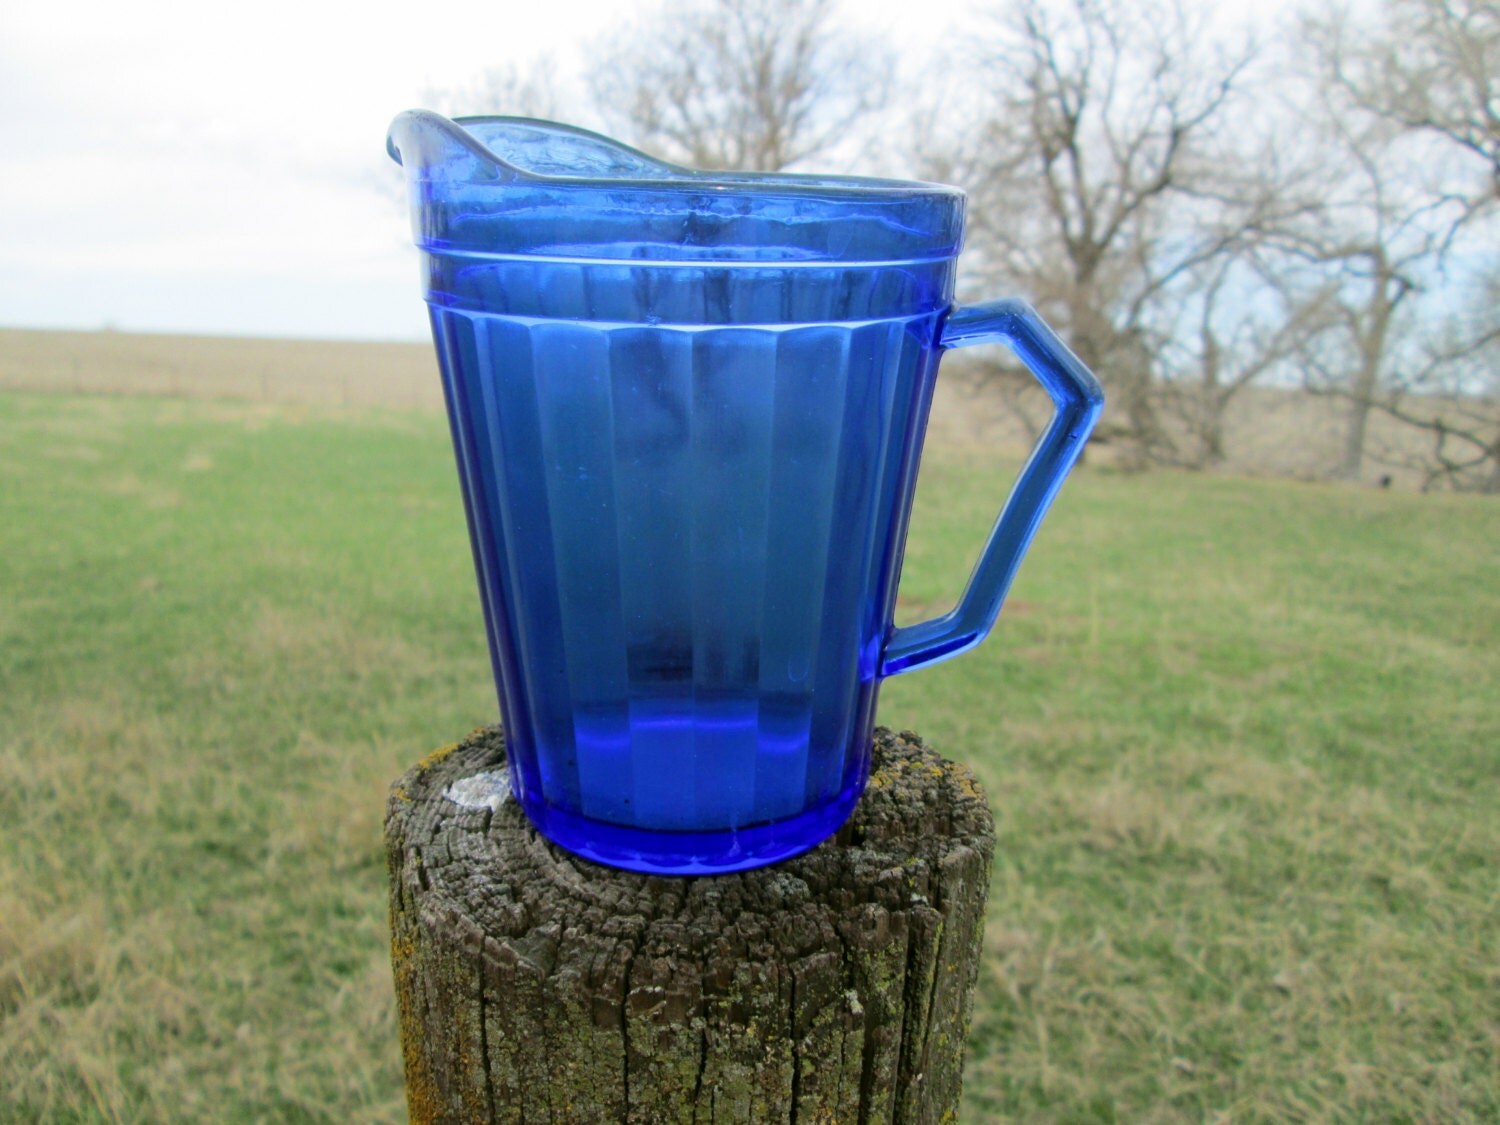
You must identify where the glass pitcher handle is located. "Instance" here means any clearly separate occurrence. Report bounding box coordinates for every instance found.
[880,299,1105,677]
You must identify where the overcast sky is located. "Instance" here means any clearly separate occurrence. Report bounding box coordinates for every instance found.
[0,0,966,342]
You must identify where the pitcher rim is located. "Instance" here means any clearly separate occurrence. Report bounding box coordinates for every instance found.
[387,109,965,202]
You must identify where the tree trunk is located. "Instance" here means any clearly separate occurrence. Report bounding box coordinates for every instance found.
[1339,381,1375,481]
[1339,261,1399,482]
[386,725,996,1124]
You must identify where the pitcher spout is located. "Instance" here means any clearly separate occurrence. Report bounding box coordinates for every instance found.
[386,109,511,184]
[386,109,684,184]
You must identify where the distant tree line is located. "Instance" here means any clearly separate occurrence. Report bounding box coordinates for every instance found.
[436,0,1498,491]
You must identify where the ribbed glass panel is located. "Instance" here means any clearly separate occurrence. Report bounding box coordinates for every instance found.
[608,326,698,831]
[528,322,633,824]
[688,329,777,831]
[752,326,849,824]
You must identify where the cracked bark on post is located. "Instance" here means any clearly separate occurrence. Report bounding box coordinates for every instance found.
[386,725,995,1124]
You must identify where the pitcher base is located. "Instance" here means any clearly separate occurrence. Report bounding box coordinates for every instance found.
[519,787,863,876]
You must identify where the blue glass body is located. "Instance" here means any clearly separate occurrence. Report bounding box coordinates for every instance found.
[388,113,1103,874]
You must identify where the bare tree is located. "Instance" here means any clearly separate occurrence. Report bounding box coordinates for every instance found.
[924,0,1281,469]
[1275,105,1440,480]
[1374,297,1500,491]
[1156,249,1337,469]
[1314,0,1498,222]
[1293,0,1499,487]
[422,59,565,122]
[584,0,893,172]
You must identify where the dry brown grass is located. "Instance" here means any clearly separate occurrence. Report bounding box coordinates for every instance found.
[3,325,1472,490]
[0,328,442,412]
[927,367,1485,490]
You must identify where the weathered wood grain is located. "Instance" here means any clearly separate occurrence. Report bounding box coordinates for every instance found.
[386,726,995,1124]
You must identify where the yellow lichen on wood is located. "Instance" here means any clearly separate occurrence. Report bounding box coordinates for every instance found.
[944,760,985,803]
[414,740,461,776]
[389,928,441,1124]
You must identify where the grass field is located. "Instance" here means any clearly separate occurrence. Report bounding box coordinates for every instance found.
[1,388,1496,1123]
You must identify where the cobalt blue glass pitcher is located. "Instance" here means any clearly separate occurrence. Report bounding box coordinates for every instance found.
[387,111,1103,875]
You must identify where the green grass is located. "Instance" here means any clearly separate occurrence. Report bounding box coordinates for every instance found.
[888,450,1499,1122]
[2,392,1496,1123]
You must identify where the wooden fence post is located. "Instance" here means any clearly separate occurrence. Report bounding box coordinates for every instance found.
[385,726,995,1124]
